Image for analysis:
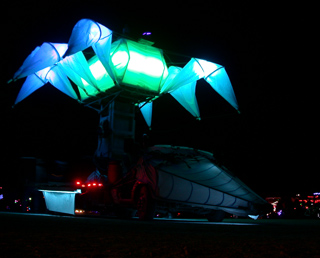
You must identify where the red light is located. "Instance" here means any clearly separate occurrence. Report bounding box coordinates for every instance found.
[81,184,86,187]
[93,183,97,186]
[88,183,91,187]
[76,181,81,185]
[98,183,103,187]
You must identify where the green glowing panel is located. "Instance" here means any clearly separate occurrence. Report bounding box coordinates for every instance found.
[110,39,130,81]
[111,40,168,93]
[11,18,239,117]
[123,40,167,92]
[87,55,115,92]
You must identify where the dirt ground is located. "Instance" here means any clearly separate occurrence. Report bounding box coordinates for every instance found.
[1,212,320,258]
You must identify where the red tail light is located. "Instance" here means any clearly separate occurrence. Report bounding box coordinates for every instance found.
[77,182,103,188]
[76,181,86,187]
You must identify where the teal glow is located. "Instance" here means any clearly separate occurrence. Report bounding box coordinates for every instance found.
[121,40,168,92]
[196,59,221,78]
[11,18,239,126]
[205,67,238,110]
[87,56,114,92]
[109,39,169,92]
[139,102,153,128]
[125,50,164,82]
[170,81,200,118]
[111,45,129,80]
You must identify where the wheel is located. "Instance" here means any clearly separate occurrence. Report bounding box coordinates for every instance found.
[137,186,155,221]
[206,210,225,222]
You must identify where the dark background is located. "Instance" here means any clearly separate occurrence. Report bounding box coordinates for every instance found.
[1,1,317,197]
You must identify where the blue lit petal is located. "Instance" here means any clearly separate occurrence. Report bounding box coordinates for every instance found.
[139,102,153,128]
[46,66,78,100]
[162,58,204,93]
[170,81,200,118]
[59,51,99,90]
[205,67,239,110]
[65,19,112,57]
[14,74,45,104]
[13,43,68,80]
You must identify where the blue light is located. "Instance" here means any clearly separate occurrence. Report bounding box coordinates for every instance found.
[142,32,152,36]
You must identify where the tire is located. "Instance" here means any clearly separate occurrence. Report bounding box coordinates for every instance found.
[137,186,155,221]
[206,210,225,222]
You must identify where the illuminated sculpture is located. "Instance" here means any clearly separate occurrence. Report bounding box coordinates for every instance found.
[9,19,238,126]
[9,20,267,219]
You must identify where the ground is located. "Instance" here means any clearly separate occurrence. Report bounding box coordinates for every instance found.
[1,212,320,257]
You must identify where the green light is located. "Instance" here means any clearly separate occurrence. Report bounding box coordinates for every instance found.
[111,50,129,80]
[12,19,239,121]
[110,39,168,93]
[122,40,168,92]
[126,50,164,79]
[89,57,108,80]
[110,40,130,81]
[84,55,115,95]
[81,39,169,98]
[111,50,129,70]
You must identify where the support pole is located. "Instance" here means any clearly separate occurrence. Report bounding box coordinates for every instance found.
[94,100,136,172]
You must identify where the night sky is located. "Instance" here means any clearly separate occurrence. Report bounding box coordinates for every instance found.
[1,2,317,197]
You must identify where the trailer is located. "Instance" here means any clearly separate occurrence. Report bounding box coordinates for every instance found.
[39,145,267,221]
